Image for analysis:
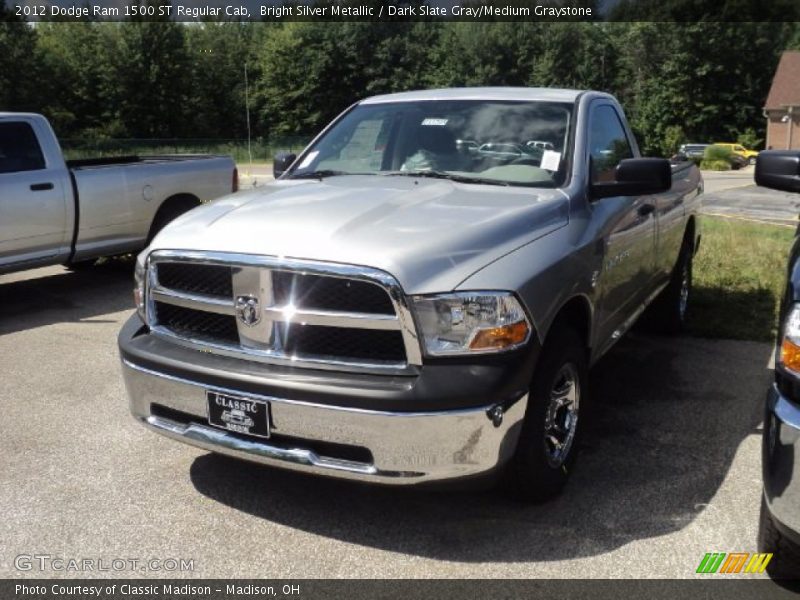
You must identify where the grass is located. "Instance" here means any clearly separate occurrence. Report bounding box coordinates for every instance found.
[689,216,795,342]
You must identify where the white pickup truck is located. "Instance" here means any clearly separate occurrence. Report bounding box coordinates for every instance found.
[0,113,237,274]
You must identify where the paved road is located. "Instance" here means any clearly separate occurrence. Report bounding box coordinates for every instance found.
[703,185,800,228]
[701,167,756,195]
[0,263,780,580]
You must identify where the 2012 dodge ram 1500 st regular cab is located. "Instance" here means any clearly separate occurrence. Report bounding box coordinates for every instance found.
[118,88,702,500]
[0,113,237,275]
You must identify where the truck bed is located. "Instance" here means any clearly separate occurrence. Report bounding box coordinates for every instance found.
[66,155,228,169]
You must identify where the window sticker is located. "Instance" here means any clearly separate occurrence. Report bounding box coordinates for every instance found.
[298,151,319,169]
[341,120,383,158]
[421,118,448,126]
[540,150,561,172]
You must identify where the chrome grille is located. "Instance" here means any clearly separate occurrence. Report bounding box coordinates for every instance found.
[156,263,232,298]
[272,271,394,315]
[145,251,421,372]
[154,301,239,344]
[278,323,406,362]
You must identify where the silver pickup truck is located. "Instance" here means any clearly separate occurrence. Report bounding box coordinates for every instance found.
[118,88,702,501]
[0,113,237,274]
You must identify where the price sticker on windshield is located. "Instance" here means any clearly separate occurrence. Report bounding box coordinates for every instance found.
[540,150,561,172]
[421,118,448,126]
[298,151,319,169]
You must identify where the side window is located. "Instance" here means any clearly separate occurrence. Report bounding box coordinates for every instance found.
[0,122,46,174]
[588,105,633,183]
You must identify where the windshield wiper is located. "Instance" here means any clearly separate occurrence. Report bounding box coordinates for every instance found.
[291,169,349,180]
[381,170,510,186]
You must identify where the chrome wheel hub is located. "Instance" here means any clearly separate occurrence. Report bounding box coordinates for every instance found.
[543,362,580,468]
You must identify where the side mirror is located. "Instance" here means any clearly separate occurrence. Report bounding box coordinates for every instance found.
[591,158,672,199]
[755,151,800,193]
[273,152,297,179]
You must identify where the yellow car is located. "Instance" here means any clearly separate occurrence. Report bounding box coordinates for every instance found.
[714,143,759,165]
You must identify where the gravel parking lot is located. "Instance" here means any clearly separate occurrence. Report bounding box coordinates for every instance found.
[0,260,782,581]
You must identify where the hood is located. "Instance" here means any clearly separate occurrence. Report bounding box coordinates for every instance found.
[151,175,568,294]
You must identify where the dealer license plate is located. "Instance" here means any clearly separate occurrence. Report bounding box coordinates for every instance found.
[207,391,270,438]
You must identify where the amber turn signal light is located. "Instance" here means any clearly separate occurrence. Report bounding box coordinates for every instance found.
[469,321,530,351]
[782,338,800,374]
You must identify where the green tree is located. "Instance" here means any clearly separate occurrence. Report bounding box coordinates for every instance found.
[529,23,618,92]
[617,22,791,155]
[111,2,191,137]
[0,1,43,112]
[428,22,538,87]
[662,125,686,156]
[185,22,259,138]
[36,22,117,137]
[737,127,762,150]
[255,20,438,135]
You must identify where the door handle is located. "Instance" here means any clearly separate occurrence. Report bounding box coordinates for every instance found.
[638,203,655,217]
[30,182,54,191]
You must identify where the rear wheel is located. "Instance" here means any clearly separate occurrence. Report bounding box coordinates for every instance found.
[646,237,693,334]
[507,325,587,502]
[147,198,199,244]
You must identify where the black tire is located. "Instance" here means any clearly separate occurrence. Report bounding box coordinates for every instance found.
[759,496,800,579]
[647,237,693,334]
[65,258,96,272]
[147,199,198,244]
[507,324,588,502]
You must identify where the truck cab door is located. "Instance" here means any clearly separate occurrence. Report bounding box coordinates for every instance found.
[0,120,70,269]
[588,104,657,348]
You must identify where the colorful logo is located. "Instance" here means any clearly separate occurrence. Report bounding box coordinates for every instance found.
[696,552,773,574]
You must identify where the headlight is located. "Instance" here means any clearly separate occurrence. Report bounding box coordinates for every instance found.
[134,250,148,324]
[781,304,800,374]
[411,292,531,356]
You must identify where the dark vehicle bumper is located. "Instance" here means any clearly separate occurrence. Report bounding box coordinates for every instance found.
[118,315,535,484]
[763,383,800,545]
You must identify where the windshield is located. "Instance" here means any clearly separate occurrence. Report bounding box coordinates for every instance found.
[287,99,574,187]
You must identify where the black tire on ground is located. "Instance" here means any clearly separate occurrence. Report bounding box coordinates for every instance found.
[758,496,800,579]
[147,199,198,244]
[506,324,588,503]
[65,258,97,271]
[646,237,693,334]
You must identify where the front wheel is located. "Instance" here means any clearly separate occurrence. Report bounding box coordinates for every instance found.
[758,496,800,579]
[507,325,587,502]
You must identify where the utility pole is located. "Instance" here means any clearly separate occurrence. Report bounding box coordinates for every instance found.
[245,62,253,169]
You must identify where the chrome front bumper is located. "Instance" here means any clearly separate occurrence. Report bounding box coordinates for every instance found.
[764,383,800,541]
[121,359,527,484]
